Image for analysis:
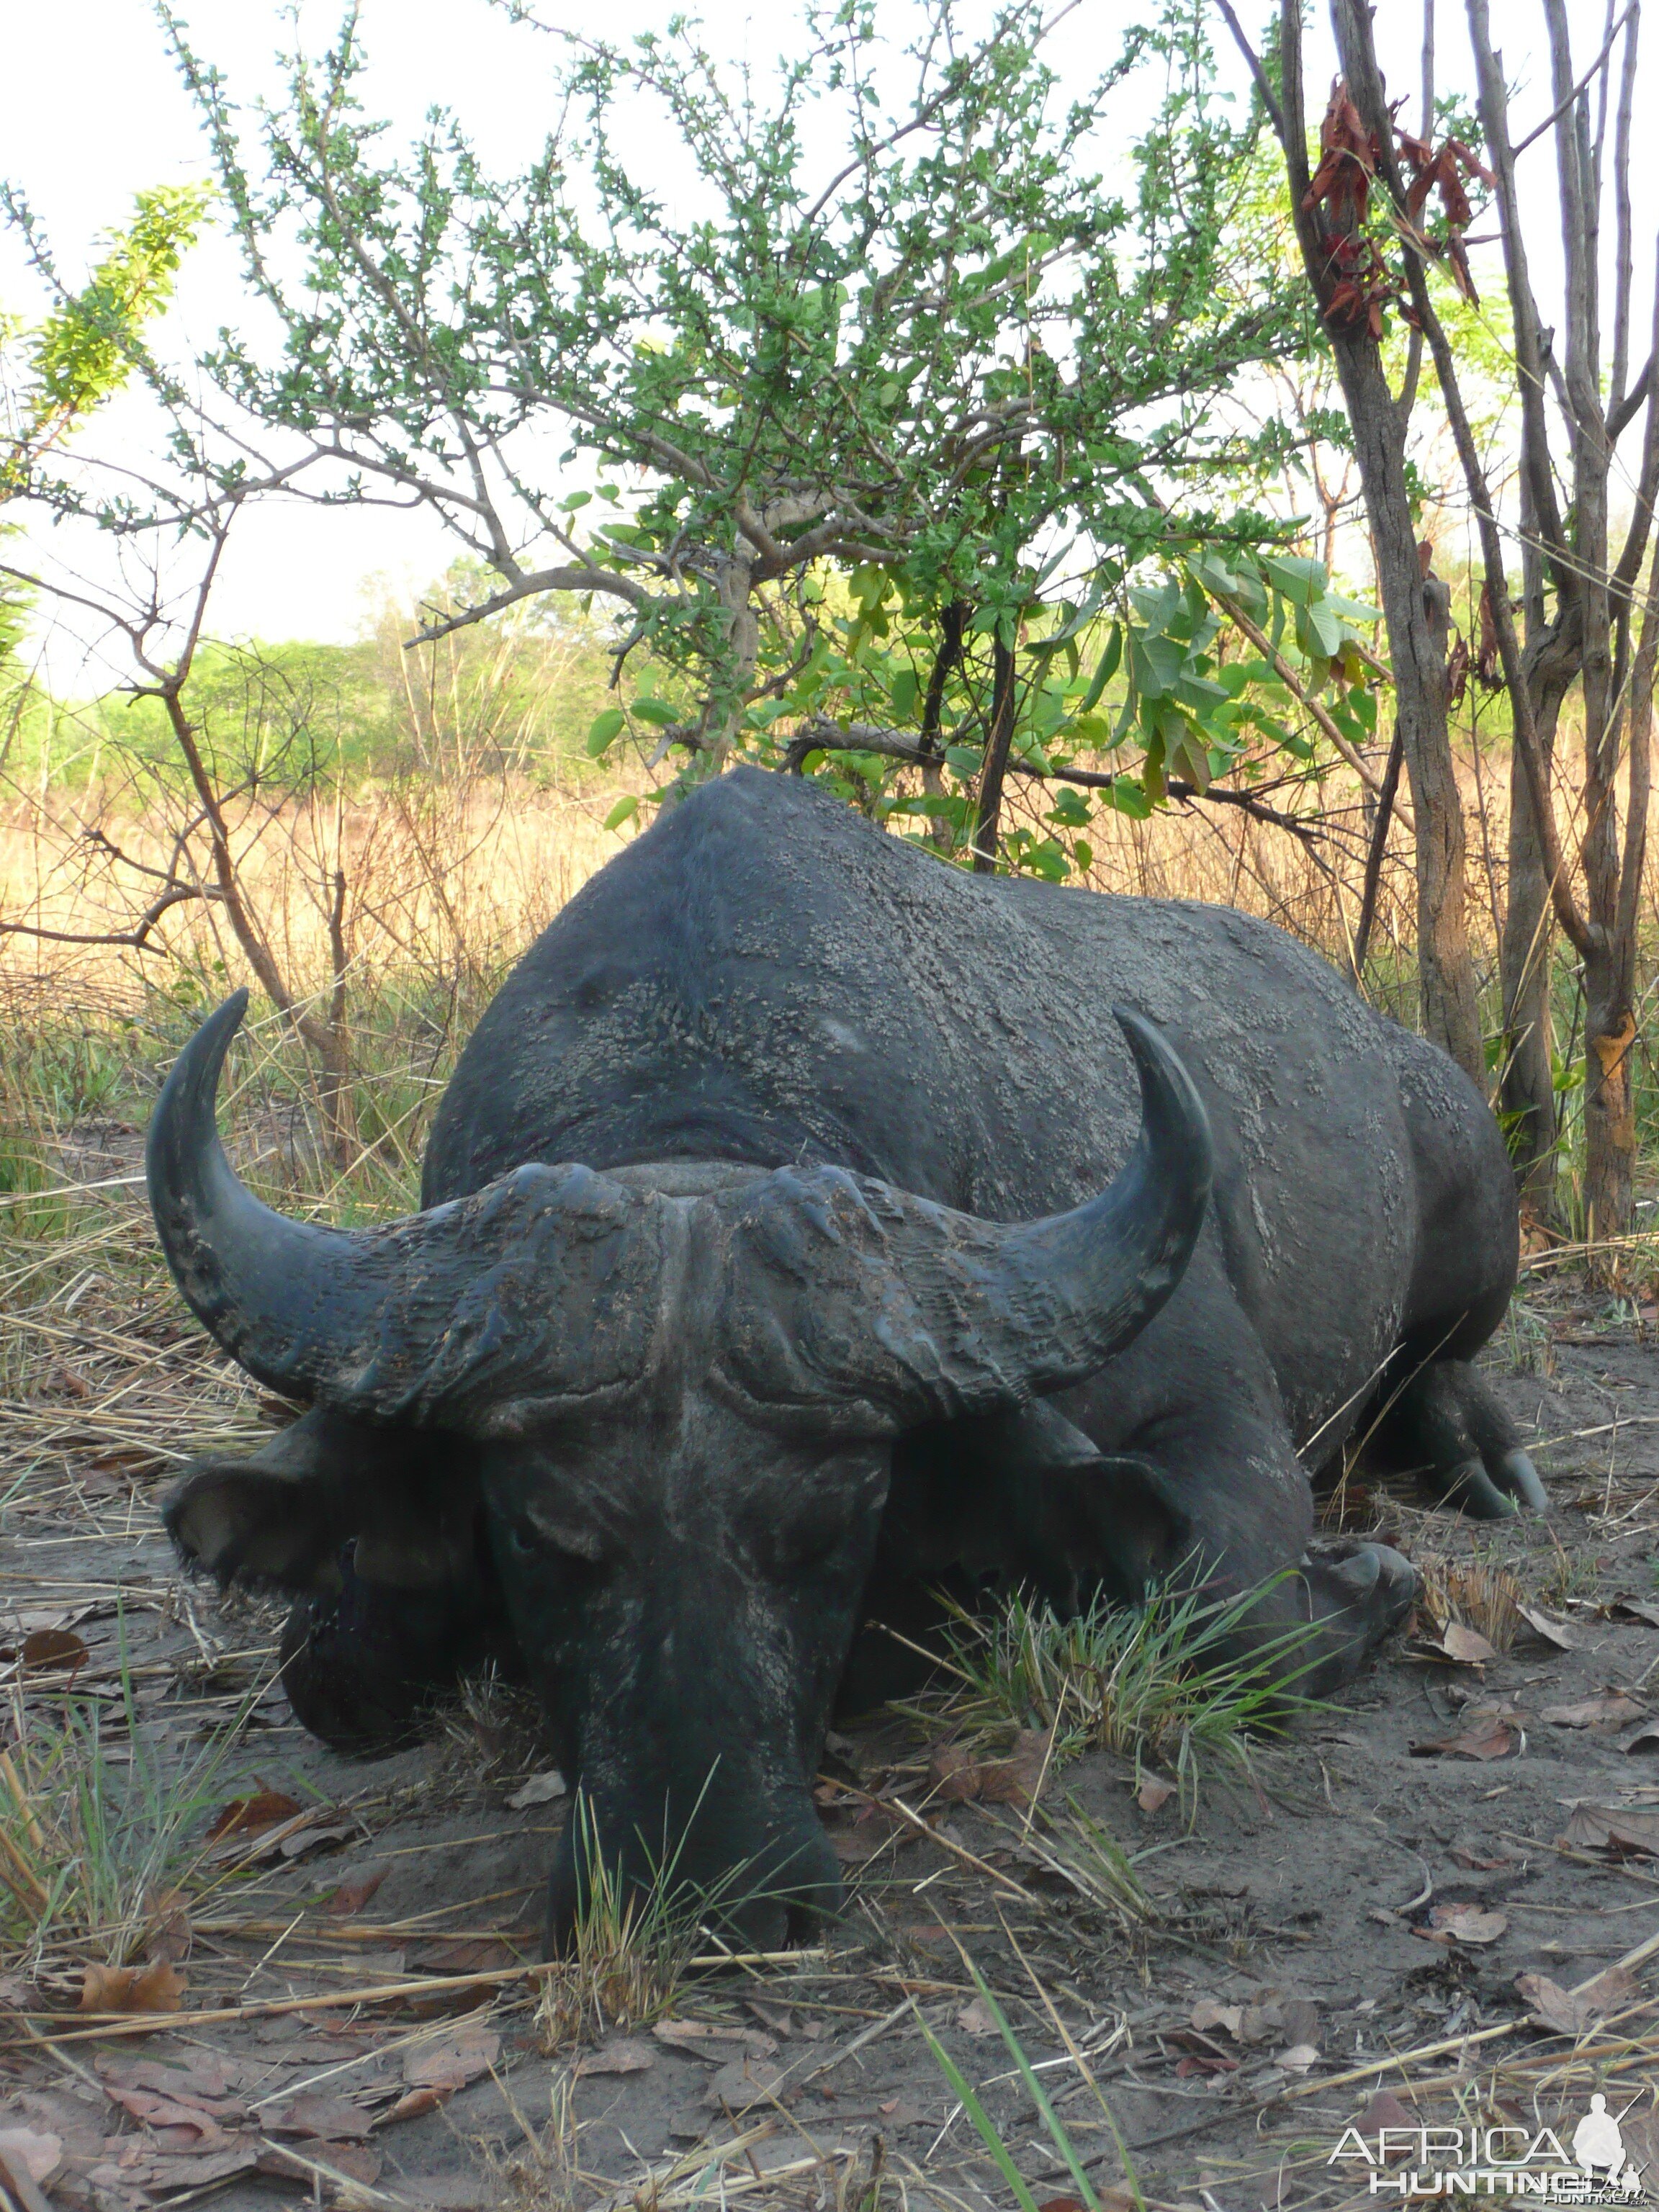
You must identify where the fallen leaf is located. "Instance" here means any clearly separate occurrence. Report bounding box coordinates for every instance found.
[928,1730,1051,1808]
[747,2000,793,2037]
[1624,1720,1659,1755]
[101,2087,234,2147]
[18,1628,89,1676]
[258,2140,382,2187]
[506,1769,567,1809]
[408,1938,515,1974]
[328,1865,390,1915]
[1605,1596,1659,1629]
[1190,2000,1244,2038]
[653,2020,770,2057]
[1542,1690,1644,1730]
[1516,1605,1578,1650]
[1561,1802,1659,1857]
[1040,2200,1089,2212]
[1449,1847,1509,1871]
[143,1888,191,1965]
[264,2094,376,2142]
[79,1959,186,2014]
[1137,1776,1176,1815]
[1513,1964,1635,2037]
[0,2131,62,2186]
[1434,1622,1498,1665]
[1357,2090,1416,2144]
[1236,1996,1318,2048]
[1175,2053,1236,2077]
[1277,2043,1319,2073]
[1416,1905,1506,1946]
[703,2056,785,2112]
[575,2038,657,2078]
[956,1996,997,2037]
[401,2026,500,2092]
[1409,1718,1516,1761]
[204,1789,302,1843]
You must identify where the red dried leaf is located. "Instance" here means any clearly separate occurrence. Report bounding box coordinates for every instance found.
[204,1790,302,1843]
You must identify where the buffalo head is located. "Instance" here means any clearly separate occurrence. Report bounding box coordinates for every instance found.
[150,990,1211,1948]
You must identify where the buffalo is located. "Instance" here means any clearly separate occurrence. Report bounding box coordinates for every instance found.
[151,767,1541,1948]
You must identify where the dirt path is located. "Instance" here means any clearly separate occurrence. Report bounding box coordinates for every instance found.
[5,1233,1659,2212]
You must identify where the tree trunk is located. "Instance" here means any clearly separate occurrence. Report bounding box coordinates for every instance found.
[919,602,966,855]
[1273,0,1484,1087]
[972,631,1018,874]
[1326,327,1483,1080]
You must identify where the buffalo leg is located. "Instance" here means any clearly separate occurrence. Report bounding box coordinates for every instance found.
[1064,1303,1419,1695]
[1377,1359,1547,1520]
[279,1545,522,1755]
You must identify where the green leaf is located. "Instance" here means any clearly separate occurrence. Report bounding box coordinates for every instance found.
[603,793,639,830]
[631,697,680,727]
[961,1955,1101,2210]
[912,2008,1043,2212]
[586,707,626,756]
[1077,624,1122,714]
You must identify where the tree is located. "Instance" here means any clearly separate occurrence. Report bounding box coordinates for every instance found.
[0,184,212,662]
[1455,0,1659,1240]
[1218,0,1485,1085]
[167,0,1380,871]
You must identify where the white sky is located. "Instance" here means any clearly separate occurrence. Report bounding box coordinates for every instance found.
[2,0,1648,660]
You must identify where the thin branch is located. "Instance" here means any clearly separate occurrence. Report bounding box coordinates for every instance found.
[1511,2,1637,156]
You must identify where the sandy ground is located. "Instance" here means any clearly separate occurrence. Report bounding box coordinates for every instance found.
[4,1150,1659,2211]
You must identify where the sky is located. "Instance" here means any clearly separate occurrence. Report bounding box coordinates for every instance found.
[3,0,1650,673]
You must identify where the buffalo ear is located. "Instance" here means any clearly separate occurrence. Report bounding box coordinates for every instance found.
[163,1406,479,1596]
[1060,1453,1192,1604]
[164,1460,345,1592]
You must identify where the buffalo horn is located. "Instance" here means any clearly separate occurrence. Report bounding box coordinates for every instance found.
[145,990,399,1401]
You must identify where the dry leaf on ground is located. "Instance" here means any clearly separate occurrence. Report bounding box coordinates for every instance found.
[1415,1622,1497,1665]
[1416,1905,1506,1946]
[505,1769,567,1809]
[328,1865,390,1915]
[204,1789,302,1842]
[928,1730,1051,1807]
[704,2056,786,2113]
[264,2095,377,2142]
[1605,1596,1659,1629]
[17,1627,89,1676]
[401,2026,501,2092]
[575,2038,656,2078]
[258,2140,382,2188]
[1516,1605,1578,1650]
[1542,1690,1645,1730]
[1623,1719,1659,1754]
[1561,1802,1659,1856]
[956,1996,997,2036]
[654,2020,772,2058]
[1190,1999,1243,2038]
[1449,1846,1509,1870]
[1408,1717,1516,1761]
[1516,1966,1639,2035]
[1357,2090,1416,2142]
[1137,1776,1175,1814]
[80,1960,185,2014]
[0,2131,62,2186]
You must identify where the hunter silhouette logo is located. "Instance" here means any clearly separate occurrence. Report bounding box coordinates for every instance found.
[1573,2098,1643,2197]
[1328,2096,1650,2200]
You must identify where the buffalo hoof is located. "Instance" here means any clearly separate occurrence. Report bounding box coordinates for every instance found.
[1323,1539,1418,1627]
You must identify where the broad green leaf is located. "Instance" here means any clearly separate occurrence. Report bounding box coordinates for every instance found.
[586,707,626,755]
[631,697,680,727]
[603,793,639,830]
